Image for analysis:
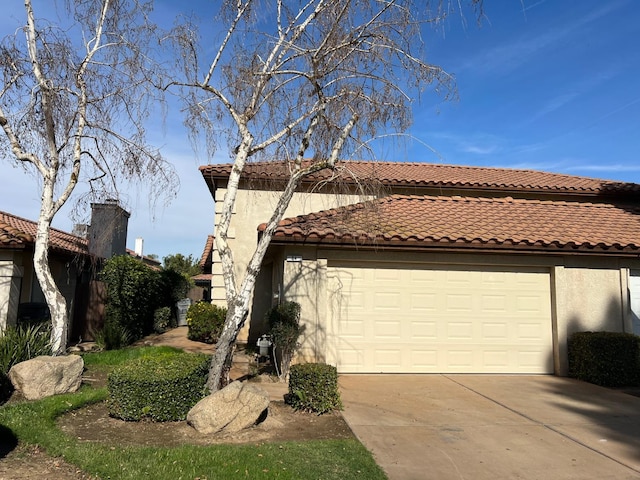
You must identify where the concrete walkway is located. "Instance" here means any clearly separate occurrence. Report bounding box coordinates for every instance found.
[339,374,640,480]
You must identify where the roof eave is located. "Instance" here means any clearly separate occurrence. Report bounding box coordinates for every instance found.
[267,236,640,257]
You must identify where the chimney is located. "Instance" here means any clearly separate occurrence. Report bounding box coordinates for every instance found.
[134,237,144,257]
[88,199,130,259]
[72,224,89,238]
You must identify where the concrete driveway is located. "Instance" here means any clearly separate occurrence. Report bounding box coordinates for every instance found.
[339,375,640,480]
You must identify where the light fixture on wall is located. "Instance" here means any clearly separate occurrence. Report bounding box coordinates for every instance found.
[286,255,302,262]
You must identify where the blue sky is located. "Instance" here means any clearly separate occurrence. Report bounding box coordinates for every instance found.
[1,0,639,261]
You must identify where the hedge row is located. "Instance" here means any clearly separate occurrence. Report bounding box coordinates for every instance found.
[568,331,640,387]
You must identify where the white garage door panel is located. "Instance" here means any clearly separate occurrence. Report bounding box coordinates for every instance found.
[327,263,553,374]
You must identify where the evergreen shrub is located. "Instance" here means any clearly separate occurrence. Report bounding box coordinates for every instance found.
[267,301,304,380]
[153,307,173,333]
[568,331,640,387]
[287,363,342,414]
[186,302,227,344]
[107,352,209,421]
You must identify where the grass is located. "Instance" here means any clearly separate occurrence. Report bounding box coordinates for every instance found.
[81,345,185,367]
[0,346,386,480]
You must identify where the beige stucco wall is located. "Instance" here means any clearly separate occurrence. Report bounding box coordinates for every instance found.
[552,259,629,375]
[272,246,639,375]
[211,187,367,342]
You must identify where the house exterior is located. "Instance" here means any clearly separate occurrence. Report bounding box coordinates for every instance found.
[0,200,148,342]
[200,161,640,376]
[190,235,214,303]
[0,210,92,336]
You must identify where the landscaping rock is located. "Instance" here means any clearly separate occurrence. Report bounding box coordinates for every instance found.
[8,355,84,400]
[187,381,270,434]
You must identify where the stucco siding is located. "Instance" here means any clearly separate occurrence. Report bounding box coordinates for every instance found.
[553,260,628,374]
[274,246,638,375]
[212,187,366,341]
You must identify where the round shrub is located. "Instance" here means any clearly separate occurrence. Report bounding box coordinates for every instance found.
[186,302,227,344]
[107,352,209,421]
[287,363,342,414]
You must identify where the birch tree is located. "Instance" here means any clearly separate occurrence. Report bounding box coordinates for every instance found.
[0,0,175,354]
[172,0,479,390]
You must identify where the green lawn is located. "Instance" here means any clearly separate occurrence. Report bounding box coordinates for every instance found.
[0,347,387,480]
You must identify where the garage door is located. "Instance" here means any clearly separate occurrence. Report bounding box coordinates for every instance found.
[326,262,553,374]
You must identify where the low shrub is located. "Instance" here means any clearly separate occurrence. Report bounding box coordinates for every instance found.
[187,302,227,344]
[107,351,209,421]
[0,323,52,374]
[94,320,132,351]
[287,363,342,414]
[568,331,640,387]
[0,323,52,403]
[153,307,173,334]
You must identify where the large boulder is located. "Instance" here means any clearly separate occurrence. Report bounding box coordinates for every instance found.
[187,381,270,434]
[9,355,84,400]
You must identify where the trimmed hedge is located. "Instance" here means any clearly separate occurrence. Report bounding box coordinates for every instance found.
[568,331,640,387]
[287,363,342,414]
[107,352,209,421]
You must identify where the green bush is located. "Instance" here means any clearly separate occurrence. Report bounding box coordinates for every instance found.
[107,352,209,421]
[0,323,52,374]
[101,255,161,340]
[568,331,640,387]
[94,320,133,351]
[267,301,304,380]
[287,363,342,414]
[187,302,227,344]
[0,324,52,402]
[153,307,173,334]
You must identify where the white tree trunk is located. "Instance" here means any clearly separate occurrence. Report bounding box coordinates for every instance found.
[206,115,357,391]
[35,180,68,355]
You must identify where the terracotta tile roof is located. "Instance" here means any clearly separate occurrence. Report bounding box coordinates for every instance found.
[192,273,212,284]
[0,210,88,256]
[198,235,215,272]
[263,195,640,254]
[200,160,640,197]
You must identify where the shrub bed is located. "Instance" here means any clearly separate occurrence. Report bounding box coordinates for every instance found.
[108,352,209,421]
[568,331,640,387]
[287,363,342,414]
[187,302,227,344]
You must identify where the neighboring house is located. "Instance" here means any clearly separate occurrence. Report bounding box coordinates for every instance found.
[190,235,214,303]
[0,200,145,342]
[0,210,91,336]
[200,160,640,376]
[126,249,162,270]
